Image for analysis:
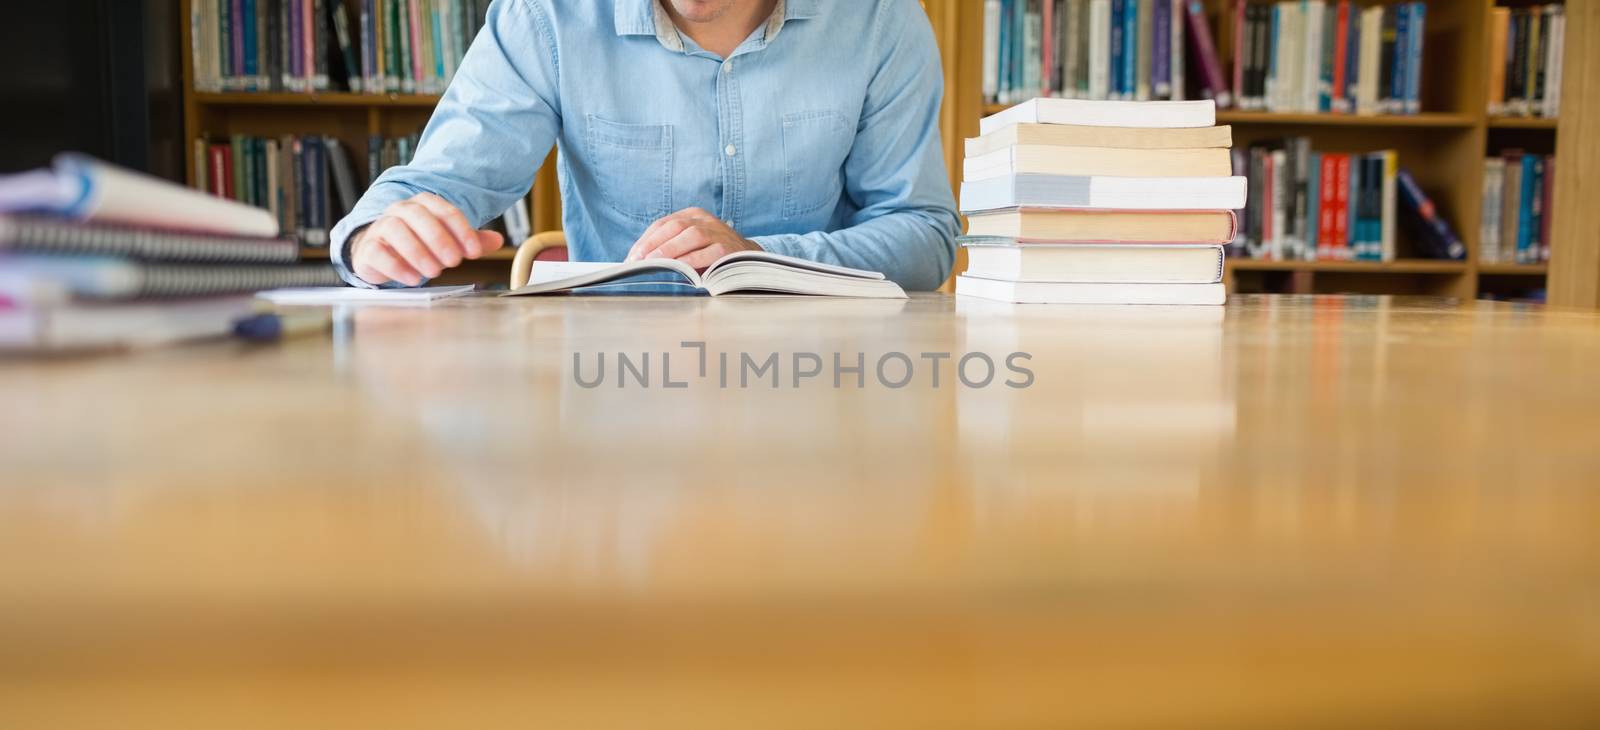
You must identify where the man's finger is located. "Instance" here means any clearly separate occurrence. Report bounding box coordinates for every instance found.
[630,209,719,261]
[365,241,425,287]
[628,218,691,262]
[390,202,466,268]
[647,226,713,260]
[374,218,446,279]
[410,193,484,258]
[477,230,506,253]
[678,245,727,270]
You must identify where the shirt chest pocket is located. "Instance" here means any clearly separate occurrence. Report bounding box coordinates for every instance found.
[781,110,854,219]
[586,115,674,224]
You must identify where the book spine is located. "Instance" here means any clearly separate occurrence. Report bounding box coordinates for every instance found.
[1534,6,1550,117]
[983,0,1001,102]
[1121,0,1137,99]
[1303,1,1323,113]
[1023,0,1041,100]
[242,0,257,88]
[407,0,422,93]
[1333,154,1350,260]
[1265,4,1279,111]
[1151,0,1169,98]
[1377,6,1396,113]
[1488,9,1507,115]
[1346,154,1361,259]
[1229,0,1245,108]
[209,144,228,198]
[1406,3,1424,114]
[1390,3,1408,114]
[1183,0,1230,107]
[1041,0,1054,96]
[1540,156,1553,262]
[1135,0,1151,101]
[1317,153,1335,259]
[1330,0,1348,112]
[1517,154,1535,263]
[1380,151,1396,262]
[1509,11,1527,116]
[1089,0,1109,100]
[1305,151,1320,260]
[1168,0,1184,100]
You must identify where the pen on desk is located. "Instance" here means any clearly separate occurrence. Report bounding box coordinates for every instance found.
[232,311,333,343]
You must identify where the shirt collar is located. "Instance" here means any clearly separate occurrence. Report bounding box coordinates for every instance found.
[615,0,820,52]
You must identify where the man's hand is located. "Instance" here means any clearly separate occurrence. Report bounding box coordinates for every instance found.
[626,207,762,269]
[350,193,505,286]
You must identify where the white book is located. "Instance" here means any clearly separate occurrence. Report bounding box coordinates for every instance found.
[0,154,279,238]
[1480,159,1502,263]
[979,97,1216,135]
[1357,7,1382,115]
[1303,1,1326,113]
[507,251,906,299]
[1281,3,1302,112]
[1088,0,1112,101]
[1270,149,1287,260]
[960,174,1247,213]
[1544,9,1564,118]
[960,242,1226,283]
[259,285,477,305]
[963,146,1233,181]
[956,275,1226,305]
[983,0,1001,102]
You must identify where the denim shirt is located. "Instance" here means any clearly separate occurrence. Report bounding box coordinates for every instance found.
[329,0,959,291]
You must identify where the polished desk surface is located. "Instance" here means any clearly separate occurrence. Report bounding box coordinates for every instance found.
[2,293,1599,728]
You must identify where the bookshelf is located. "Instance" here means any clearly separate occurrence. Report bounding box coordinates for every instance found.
[176,0,559,284]
[940,0,1597,303]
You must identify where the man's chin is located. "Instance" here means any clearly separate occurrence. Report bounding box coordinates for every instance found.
[666,0,736,23]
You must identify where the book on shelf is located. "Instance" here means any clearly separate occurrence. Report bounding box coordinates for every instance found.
[1480,151,1554,265]
[190,0,492,95]
[984,0,1190,105]
[506,252,907,299]
[1488,5,1564,118]
[1229,0,1426,115]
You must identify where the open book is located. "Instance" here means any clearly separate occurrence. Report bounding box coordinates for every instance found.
[504,251,907,299]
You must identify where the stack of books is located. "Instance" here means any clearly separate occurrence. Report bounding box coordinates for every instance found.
[190,0,491,95]
[0,155,339,352]
[955,98,1242,305]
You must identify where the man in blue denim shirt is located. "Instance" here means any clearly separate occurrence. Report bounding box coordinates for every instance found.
[331,0,959,291]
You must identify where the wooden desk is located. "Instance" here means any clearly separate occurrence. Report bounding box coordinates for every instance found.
[2,294,1598,728]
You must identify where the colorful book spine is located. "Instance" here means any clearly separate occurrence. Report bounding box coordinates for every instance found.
[1184,0,1230,108]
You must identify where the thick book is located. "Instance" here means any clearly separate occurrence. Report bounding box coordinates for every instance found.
[505,252,906,299]
[1,256,340,300]
[0,154,279,239]
[1182,0,1231,107]
[964,123,1231,156]
[960,174,1247,213]
[956,275,1225,305]
[960,240,1225,283]
[0,216,296,264]
[979,98,1216,135]
[964,208,1237,243]
[964,146,1232,180]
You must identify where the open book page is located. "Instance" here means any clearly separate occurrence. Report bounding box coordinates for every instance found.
[507,251,905,299]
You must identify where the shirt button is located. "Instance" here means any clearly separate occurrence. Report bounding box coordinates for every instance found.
[722,61,733,74]
[724,144,737,157]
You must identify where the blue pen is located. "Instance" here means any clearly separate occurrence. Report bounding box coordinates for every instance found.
[233,312,332,343]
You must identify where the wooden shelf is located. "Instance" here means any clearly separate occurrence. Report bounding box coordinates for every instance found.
[977,104,1476,128]
[1487,116,1559,130]
[194,92,443,107]
[1215,110,1477,128]
[1227,259,1470,274]
[299,247,517,262]
[1478,263,1549,276]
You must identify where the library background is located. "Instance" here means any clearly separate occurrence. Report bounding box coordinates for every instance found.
[6,0,1596,305]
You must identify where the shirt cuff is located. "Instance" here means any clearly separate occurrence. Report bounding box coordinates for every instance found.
[748,233,805,259]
